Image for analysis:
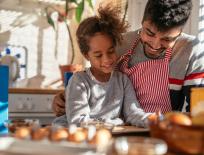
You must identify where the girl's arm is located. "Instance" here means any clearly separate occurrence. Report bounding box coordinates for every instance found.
[122,76,152,127]
[65,74,93,125]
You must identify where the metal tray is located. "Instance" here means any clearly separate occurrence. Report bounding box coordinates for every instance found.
[0,137,101,155]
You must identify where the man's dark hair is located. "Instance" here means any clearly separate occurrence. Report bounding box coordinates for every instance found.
[142,0,192,31]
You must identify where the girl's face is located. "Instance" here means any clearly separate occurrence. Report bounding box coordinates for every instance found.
[85,33,117,77]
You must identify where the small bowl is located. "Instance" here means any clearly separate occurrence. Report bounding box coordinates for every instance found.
[149,120,204,154]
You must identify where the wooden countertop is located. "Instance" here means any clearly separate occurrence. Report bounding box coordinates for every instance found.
[0,126,178,155]
[112,125,150,137]
[112,125,149,134]
[9,88,64,94]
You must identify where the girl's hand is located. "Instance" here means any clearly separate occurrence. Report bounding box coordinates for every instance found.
[148,109,163,124]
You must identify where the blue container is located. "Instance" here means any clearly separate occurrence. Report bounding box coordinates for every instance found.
[0,65,9,134]
[64,72,73,87]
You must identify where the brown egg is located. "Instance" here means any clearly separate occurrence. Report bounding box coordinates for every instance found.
[8,120,27,133]
[68,128,87,143]
[32,127,50,140]
[168,113,192,126]
[50,128,69,141]
[89,128,112,146]
[15,127,31,139]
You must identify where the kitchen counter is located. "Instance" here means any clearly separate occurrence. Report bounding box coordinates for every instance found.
[0,126,178,155]
[112,125,150,137]
[9,88,64,94]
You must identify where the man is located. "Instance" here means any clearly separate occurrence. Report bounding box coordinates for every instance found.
[53,0,204,116]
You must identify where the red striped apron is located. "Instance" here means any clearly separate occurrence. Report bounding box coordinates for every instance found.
[119,37,172,113]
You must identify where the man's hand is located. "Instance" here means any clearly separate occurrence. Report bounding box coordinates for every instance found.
[52,91,66,116]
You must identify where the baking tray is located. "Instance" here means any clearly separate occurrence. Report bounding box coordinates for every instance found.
[0,137,101,155]
[112,126,149,134]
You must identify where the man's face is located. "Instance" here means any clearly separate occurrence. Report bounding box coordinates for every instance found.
[140,20,182,58]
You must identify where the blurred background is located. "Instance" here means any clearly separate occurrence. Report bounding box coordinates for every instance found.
[0,0,203,89]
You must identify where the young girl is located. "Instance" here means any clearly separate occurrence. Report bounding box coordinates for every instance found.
[53,5,152,127]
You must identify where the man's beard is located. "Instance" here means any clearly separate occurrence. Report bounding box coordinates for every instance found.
[142,42,166,59]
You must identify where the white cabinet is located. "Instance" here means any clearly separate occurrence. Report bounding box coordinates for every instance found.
[8,88,62,125]
[9,94,54,113]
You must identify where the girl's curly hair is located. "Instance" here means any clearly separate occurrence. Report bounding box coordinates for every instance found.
[76,4,129,54]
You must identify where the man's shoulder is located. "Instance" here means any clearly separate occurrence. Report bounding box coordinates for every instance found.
[173,33,200,52]
[116,29,140,56]
[123,30,139,39]
[177,33,198,44]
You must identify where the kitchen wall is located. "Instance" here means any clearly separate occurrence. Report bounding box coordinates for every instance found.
[0,0,122,89]
[0,0,86,89]
[0,0,202,89]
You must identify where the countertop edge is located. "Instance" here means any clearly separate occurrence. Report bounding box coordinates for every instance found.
[9,88,64,94]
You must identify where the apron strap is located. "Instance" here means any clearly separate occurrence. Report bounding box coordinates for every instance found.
[129,37,140,55]
[120,36,140,60]
[164,48,172,61]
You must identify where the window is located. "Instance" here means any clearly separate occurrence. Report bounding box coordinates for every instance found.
[199,0,204,45]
